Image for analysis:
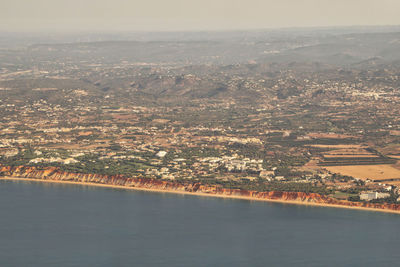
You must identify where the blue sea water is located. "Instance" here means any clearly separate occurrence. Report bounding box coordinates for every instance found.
[1,179,400,267]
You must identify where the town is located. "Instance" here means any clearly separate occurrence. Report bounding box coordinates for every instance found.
[1,30,400,204]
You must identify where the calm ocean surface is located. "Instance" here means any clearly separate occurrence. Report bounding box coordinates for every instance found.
[1,180,400,267]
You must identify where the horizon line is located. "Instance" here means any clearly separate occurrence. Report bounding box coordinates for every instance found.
[1,24,400,34]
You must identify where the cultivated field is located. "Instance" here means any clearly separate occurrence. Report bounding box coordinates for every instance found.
[307,144,364,149]
[325,164,400,181]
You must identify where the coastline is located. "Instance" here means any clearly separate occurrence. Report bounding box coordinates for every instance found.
[2,176,400,215]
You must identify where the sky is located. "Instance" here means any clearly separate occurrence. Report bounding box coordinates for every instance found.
[1,0,400,32]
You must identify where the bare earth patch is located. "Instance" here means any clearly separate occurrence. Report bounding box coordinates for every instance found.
[325,164,400,181]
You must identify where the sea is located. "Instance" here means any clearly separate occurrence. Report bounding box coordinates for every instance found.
[1,179,400,267]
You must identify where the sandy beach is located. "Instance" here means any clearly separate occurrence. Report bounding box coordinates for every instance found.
[2,176,400,215]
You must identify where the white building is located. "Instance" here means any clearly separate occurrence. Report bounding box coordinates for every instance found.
[360,192,390,201]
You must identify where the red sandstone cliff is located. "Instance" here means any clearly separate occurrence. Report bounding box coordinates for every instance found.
[2,165,400,212]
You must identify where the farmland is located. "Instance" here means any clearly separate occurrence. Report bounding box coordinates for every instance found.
[324,164,400,181]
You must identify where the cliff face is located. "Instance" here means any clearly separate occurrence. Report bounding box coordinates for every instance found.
[2,165,400,212]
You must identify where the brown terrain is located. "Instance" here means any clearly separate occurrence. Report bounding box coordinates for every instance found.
[324,165,400,181]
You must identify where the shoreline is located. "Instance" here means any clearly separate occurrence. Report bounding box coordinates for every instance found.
[2,176,400,215]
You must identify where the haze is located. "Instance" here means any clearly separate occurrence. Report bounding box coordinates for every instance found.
[1,0,400,32]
